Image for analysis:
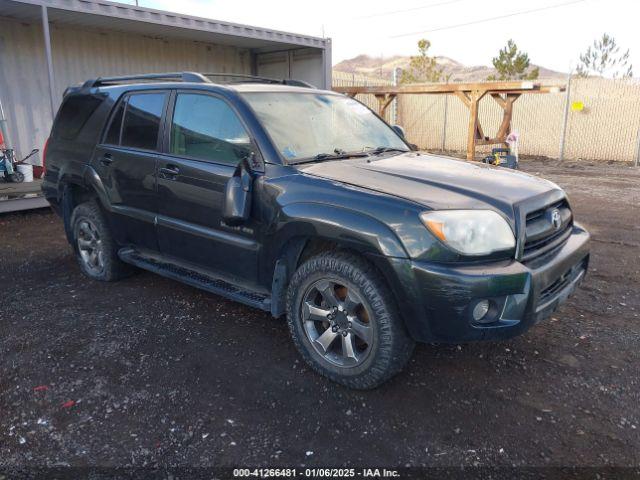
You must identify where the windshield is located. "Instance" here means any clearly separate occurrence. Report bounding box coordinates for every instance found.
[240,92,408,162]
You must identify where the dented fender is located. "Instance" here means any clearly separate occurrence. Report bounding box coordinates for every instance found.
[276,202,408,259]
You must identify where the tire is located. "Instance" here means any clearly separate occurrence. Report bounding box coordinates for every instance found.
[286,250,415,389]
[11,171,24,183]
[70,201,132,281]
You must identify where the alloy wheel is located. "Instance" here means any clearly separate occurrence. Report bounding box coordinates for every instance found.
[301,279,374,367]
[76,219,105,275]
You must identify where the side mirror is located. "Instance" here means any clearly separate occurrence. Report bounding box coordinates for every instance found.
[222,158,253,226]
[392,125,419,151]
[392,125,406,138]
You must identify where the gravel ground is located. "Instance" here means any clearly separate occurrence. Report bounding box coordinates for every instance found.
[0,160,639,470]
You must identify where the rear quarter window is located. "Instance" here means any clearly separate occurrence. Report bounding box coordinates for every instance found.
[121,92,166,151]
[52,95,104,140]
[104,101,125,145]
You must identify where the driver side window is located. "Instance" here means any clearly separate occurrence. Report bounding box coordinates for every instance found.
[170,93,253,166]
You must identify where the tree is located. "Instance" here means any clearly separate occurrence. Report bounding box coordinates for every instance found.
[400,39,445,84]
[576,34,633,79]
[487,39,539,81]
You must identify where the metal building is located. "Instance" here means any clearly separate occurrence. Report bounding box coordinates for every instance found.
[0,0,332,168]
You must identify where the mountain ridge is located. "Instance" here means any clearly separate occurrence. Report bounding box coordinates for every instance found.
[334,54,566,82]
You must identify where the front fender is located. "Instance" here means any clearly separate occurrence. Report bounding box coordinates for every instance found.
[276,202,408,258]
[265,202,409,319]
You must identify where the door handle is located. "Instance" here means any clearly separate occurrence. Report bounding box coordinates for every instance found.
[159,165,180,179]
[100,153,113,166]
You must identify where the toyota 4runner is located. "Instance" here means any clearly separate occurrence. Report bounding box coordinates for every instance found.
[42,72,590,389]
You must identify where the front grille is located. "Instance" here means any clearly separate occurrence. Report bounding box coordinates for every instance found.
[522,199,573,261]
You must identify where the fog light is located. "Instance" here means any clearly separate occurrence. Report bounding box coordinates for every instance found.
[472,300,490,322]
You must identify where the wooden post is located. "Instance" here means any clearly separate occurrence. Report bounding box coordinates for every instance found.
[374,94,396,118]
[466,90,486,161]
[467,94,478,161]
[493,93,520,144]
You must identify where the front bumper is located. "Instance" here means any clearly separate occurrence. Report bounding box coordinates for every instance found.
[388,223,590,343]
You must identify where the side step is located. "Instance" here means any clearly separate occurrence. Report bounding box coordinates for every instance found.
[118,248,271,312]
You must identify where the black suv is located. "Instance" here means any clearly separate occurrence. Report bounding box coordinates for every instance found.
[42,72,590,389]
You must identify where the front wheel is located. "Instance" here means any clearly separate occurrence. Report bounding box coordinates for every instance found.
[286,251,415,389]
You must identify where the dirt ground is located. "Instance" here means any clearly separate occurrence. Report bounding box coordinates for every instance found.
[0,160,638,471]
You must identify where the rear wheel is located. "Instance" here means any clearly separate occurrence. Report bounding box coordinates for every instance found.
[70,201,132,281]
[286,251,414,389]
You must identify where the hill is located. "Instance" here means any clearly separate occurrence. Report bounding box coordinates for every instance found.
[333,54,565,82]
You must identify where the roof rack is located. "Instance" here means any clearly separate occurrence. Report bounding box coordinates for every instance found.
[82,72,210,88]
[202,73,315,88]
[81,71,315,89]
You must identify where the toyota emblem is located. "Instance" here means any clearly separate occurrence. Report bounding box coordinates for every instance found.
[551,209,562,230]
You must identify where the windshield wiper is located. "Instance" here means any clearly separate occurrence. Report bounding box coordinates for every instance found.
[365,146,410,156]
[291,149,370,165]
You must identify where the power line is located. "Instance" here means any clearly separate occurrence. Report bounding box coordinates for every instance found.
[354,0,466,20]
[390,0,586,38]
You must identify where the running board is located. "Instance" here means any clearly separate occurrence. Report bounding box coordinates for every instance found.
[118,248,271,312]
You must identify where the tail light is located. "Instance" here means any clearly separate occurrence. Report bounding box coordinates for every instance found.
[0,129,5,149]
[42,137,49,172]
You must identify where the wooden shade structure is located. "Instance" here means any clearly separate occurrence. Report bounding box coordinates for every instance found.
[334,81,565,161]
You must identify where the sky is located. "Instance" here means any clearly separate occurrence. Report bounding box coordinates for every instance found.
[131,0,638,75]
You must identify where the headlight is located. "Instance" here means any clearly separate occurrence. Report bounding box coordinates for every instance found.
[419,210,515,256]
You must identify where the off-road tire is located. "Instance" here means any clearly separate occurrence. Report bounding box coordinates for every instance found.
[286,250,415,389]
[70,201,132,281]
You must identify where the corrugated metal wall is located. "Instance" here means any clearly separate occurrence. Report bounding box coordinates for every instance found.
[255,48,324,88]
[0,17,51,165]
[0,16,251,164]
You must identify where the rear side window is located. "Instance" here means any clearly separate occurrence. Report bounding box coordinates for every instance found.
[170,93,252,166]
[53,95,103,140]
[121,92,166,151]
[104,101,125,145]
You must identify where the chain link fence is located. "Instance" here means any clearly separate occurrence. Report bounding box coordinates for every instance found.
[332,71,394,123]
[333,73,640,164]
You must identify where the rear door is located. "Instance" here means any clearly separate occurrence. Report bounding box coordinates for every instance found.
[156,91,261,284]
[93,91,169,251]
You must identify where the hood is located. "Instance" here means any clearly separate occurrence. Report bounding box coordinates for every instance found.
[297,152,561,217]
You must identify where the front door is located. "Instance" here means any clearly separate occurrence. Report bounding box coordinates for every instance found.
[92,90,168,251]
[156,91,261,285]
